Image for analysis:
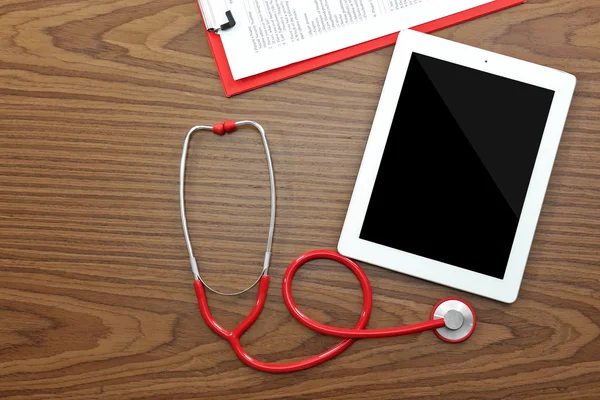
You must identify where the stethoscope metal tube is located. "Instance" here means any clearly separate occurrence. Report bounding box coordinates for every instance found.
[180,121,275,295]
[180,120,476,373]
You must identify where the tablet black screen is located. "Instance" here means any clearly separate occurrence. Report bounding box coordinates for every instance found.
[359,53,555,279]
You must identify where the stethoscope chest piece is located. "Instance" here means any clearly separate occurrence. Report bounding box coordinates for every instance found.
[430,298,476,343]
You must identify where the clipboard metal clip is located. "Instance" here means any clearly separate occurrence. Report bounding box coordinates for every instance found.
[213,11,236,32]
[198,0,236,33]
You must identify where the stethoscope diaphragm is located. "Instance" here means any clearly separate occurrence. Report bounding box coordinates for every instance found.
[430,298,477,343]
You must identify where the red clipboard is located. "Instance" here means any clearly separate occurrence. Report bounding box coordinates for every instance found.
[198,0,525,97]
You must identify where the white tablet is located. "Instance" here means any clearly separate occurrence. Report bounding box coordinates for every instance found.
[338,29,576,303]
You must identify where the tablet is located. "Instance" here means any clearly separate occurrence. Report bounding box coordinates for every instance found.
[338,29,576,303]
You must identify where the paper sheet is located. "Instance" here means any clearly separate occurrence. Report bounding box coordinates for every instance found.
[218,0,492,80]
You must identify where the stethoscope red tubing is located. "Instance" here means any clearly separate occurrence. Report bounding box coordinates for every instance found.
[195,249,454,373]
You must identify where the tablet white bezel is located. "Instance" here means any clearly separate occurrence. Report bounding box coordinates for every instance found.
[338,29,576,303]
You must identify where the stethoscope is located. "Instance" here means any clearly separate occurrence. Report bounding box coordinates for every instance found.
[180,120,477,373]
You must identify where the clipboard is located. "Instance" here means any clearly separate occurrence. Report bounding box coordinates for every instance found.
[197,0,526,97]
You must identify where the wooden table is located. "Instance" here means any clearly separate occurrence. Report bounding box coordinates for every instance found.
[1,0,599,398]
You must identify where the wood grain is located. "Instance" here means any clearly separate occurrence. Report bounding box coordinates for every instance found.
[1,0,599,398]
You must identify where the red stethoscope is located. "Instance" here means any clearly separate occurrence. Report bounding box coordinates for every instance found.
[180,121,476,373]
